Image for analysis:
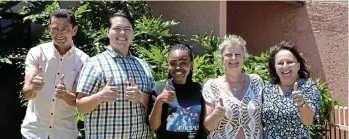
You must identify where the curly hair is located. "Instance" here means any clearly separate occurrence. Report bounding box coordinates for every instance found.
[268,41,310,84]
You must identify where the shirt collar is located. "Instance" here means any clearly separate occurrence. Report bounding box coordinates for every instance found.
[105,45,134,59]
[51,41,75,58]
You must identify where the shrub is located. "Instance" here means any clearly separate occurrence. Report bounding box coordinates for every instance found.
[2,1,340,138]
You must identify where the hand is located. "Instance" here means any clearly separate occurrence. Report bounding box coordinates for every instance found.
[156,82,176,104]
[97,77,119,102]
[292,82,306,107]
[125,79,143,102]
[55,74,67,99]
[31,67,44,91]
[213,98,226,119]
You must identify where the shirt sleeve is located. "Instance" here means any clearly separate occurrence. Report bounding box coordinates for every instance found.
[24,47,40,75]
[147,68,155,94]
[75,55,90,82]
[303,80,321,116]
[147,75,155,95]
[149,82,165,97]
[73,56,90,94]
[141,74,155,96]
[202,79,216,104]
[137,58,155,95]
[76,58,102,95]
[256,75,264,103]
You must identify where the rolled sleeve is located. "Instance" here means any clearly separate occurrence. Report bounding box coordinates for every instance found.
[76,59,101,95]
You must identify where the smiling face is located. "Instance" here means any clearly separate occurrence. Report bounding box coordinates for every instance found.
[49,16,77,49]
[168,50,192,84]
[222,44,245,72]
[274,49,300,86]
[108,16,134,53]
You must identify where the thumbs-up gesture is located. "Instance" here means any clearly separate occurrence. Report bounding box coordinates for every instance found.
[125,79,143,103]
[213,98,226,119]
[156,82,176,105]
[55,75,67,99]
[292,82,306,107]
[31,67,44,91]
[97,77,119,102]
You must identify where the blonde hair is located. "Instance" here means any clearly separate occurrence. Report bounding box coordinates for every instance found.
[218,34,248,58]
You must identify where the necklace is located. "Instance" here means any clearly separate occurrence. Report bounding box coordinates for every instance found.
[233,87,239,92]
[232,74,245,92]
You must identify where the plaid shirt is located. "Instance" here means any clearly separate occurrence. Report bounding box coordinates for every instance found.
[77,46,154,139]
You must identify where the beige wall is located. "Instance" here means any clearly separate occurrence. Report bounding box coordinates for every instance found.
[227,1,326,79]
[306,2,348,106]
[147,1,220,54]
[227,1,348,105]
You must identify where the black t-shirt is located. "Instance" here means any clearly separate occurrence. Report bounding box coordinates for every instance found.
[148,79,207,139]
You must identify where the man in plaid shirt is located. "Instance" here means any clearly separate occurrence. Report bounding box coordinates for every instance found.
[76,11,154,139]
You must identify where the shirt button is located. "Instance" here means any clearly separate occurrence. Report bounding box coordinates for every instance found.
[57,73,60,75]
[51,113,53,115]
[52,99,55,101]
[60,59,62,61]
[55,86,57,88]
[49,126,52,128]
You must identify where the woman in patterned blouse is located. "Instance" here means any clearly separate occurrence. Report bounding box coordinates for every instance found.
[203,34,264,139]
[262,41,320,139]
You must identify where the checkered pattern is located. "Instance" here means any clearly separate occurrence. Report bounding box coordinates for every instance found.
[77,46,154,139]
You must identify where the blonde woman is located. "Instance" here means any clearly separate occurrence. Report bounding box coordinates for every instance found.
[203,35,263,139]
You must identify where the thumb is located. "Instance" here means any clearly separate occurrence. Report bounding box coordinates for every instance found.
[59,74,65,85]
[294,82,298,91]
[129,78,136,86]
[106,77,113,86]
[219,97,224,107]
[37,67,43,76]
[164,81,169,91]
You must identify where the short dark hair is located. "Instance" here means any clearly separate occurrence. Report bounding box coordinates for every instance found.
[268,41,310,84]
[50,9,77,26]
[108,10,135,29]
[167,44,194,83]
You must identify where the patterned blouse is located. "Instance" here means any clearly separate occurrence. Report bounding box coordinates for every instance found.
[203,74,264,139]
[262,79,320,139]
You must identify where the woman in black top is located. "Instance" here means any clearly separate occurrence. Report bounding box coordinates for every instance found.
[148,44,206,139]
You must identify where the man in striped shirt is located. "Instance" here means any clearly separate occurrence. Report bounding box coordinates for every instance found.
[76,11,154,138]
